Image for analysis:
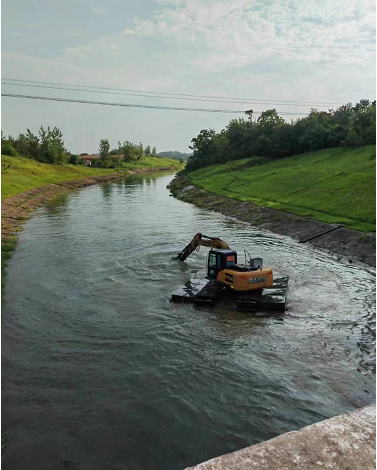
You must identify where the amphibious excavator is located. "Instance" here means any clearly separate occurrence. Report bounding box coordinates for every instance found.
[171,233,289,311]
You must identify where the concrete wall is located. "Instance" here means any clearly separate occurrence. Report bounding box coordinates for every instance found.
[186,404,376,470]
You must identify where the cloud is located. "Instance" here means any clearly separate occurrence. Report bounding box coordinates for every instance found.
[122,0,375,68]
[4,0,374,101]
[91,6,106,15]
[1,0,375,153]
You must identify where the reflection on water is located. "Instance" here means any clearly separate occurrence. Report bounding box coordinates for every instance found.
[2,173,375,470]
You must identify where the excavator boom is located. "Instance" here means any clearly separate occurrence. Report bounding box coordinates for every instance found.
[176,233,230,261]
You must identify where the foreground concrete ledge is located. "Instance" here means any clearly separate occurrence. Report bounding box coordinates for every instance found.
[186,404,376,470]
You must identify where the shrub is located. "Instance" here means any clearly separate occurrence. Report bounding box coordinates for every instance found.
[1,143,17,157]
[69,154,79,165]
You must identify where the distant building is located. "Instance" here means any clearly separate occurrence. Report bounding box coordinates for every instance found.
[79,154,102,166]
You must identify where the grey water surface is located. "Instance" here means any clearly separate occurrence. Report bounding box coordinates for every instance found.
[2,173,375,470]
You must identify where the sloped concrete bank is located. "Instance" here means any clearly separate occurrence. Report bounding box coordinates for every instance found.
[168,175,376,267]
[185,404,376,470]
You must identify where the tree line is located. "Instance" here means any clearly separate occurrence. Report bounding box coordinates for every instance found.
[186,99,376,171]
[2,127,68,164]
[91,139,158,168]
[1,128,159,168]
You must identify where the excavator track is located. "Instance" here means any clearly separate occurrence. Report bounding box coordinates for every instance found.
[171,276,289,311]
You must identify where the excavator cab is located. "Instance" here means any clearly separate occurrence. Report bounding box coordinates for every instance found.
[207,249,237,279]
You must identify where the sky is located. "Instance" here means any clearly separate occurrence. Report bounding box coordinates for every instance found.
[1,0,376,154]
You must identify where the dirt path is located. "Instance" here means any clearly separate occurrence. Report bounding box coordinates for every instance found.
[169,175,376,267]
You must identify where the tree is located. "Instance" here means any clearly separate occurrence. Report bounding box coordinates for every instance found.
[14,133,29,156]
[245,109,254,121]
[112,156,122,167]
[117,141,123,159]
[145,145,151,155]
[185,100,376,171]
[99,139,111,168]
[187,129,218,170]
[49,127,67,164]
[151,146,157,157]
[1,143,17,156]
[122,141,136,162]
[256,109,285,129]
[121,140,143,161]
[39,126,51,163]
[226,118,249,160]
[351,100,376,145]
[69,154,79,165]
[37,126,67,164]
[24,129,40,159]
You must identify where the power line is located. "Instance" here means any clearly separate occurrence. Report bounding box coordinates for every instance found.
[1,93,248,113]
[1,81,332,108]
[2,77,341,107]
[1,93,310,115]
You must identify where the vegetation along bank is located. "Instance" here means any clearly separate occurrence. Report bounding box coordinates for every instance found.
[170,99,376,266]
[1,128,183,292]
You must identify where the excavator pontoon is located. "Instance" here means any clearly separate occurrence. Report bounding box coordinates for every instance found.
[171,233,289,311]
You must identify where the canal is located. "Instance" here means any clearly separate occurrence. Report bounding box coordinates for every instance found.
[2,173,375,470]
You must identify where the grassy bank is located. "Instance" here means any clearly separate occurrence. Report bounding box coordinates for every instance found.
[2,154,182,200]
[187,146,376,232]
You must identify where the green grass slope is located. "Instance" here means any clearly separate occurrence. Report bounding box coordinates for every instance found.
[188,146,376,232]
[2,155,182,200]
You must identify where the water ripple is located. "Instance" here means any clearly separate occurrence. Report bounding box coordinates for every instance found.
[2,173,375,470]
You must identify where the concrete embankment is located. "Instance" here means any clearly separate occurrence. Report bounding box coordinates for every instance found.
[169,175,376,267]
[186,404,376,470]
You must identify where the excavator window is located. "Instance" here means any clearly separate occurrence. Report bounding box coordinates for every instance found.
[207,249,237,279]
[208,252,217,278]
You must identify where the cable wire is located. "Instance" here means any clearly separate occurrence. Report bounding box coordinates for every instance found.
[2,81,332,108]
[2,77,341,107]
[1,93,247,113]
[1,93,311,115]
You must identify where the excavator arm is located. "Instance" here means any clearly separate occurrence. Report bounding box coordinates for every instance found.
[175,233,230,261]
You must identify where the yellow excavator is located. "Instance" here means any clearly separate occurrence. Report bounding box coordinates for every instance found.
[175,233,273,292]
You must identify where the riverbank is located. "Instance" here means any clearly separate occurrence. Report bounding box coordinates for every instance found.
[1,153,182,199]
[168,174,376,266]
[185,146,376,232]
[186,404,376,470]
[1,166,179,292]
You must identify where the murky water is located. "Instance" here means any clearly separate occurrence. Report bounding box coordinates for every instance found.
[2,173,375,470]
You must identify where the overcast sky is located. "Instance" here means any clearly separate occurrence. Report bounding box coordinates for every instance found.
[2,0,376,154]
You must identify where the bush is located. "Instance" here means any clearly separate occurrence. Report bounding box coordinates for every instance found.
[69,154,79,165]
[1,143,17,157]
